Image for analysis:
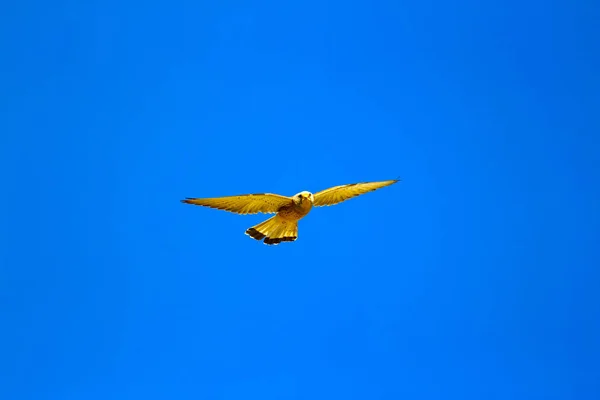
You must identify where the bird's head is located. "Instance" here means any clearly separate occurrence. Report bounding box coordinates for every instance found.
[294,191,314,204]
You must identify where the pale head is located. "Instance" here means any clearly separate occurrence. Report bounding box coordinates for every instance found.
[293,191,314,204]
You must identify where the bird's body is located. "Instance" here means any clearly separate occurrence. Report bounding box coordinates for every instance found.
[278,191,313,221]
[181,179,399,245]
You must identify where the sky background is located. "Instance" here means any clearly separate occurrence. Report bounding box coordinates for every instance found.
[1,1,599,399]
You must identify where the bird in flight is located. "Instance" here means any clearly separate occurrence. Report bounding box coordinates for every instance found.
[181,179,399,245]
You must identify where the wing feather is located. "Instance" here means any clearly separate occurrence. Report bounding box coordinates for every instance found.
[313,179,399,207]
[181,193,292,215]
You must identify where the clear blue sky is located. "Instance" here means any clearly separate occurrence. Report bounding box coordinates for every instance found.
[2,1,599,399]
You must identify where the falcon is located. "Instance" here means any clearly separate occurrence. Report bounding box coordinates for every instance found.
[181,179,400,245]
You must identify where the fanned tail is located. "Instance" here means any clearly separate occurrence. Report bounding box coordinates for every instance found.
[245,215,298,245]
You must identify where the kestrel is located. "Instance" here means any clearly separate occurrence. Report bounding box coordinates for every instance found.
[181,179,399,245]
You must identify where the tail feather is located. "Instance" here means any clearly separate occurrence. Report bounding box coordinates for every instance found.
[245,215,298,245]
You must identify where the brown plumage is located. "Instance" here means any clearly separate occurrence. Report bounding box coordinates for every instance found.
[181,179,399,245]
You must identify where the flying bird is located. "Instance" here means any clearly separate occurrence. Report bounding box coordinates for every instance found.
[181,179,399,245]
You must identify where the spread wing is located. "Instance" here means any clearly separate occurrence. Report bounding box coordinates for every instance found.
[181,193,292,215]
[313,179,399,207]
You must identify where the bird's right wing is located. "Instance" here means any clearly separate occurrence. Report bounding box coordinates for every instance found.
[181,193,292,215]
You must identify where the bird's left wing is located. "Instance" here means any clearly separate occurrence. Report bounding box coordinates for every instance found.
[313,179,399,207]
[181,193,292,215]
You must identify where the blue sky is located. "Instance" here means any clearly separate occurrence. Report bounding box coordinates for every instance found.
[1,1,599,399]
